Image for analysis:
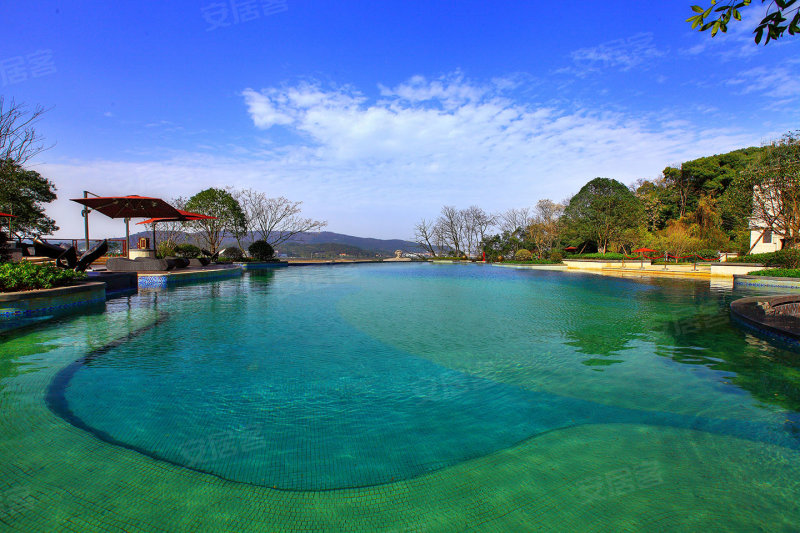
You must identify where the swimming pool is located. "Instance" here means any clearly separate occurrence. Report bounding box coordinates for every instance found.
[2,263,800,530]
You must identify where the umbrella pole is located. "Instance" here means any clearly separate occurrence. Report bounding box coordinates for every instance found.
[152,223,157,256]
[125,218,130,258]
[83,191,90,251]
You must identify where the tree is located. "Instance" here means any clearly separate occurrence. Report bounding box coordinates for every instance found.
[563,178,644,254]
[438,206,465,256]
[732,132,800,249]
[146,196,187,254]
[633,178,667,231]
[688,0,800,44]
[236,189,326,248]
[0,98,49,176]
[414,218,439,257]
[185,188,246,254]
[499,207,533,235]
[525,199,564,258]
[463,206,496,257]
[0,99,56,240]
[0,164,58,240]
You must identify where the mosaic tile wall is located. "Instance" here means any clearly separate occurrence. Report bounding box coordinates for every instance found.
[137,267,243,288]
[0,283,105,321]
[733,276,800,290]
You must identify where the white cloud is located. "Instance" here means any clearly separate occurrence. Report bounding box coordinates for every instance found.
[569,33,665,74]
[42,74,760,240]
[726,66,800,100]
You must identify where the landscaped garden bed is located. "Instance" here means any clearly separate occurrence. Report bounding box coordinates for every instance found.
[0,261,87,292]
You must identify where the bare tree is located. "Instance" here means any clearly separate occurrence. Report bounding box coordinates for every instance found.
[438,206,465,256]
[414,218,439,257]
[499,207,532,235]
[462,206,496,257]
[237,189,327,247]
[146,196,188,251]
[0,98,50,173]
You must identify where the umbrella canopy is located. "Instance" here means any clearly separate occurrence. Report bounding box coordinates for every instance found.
[70,195,181,219]
[71,195,182,258]
[135,210,216,225]
[564,246,578,251]
[633,247,657,253]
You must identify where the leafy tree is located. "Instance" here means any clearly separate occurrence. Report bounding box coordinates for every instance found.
[185,188,246,254]
[563,178,644,254]
[688,0,800,44]
[526,199,563,258]
[633,178,668,231]
[0,163,58,240]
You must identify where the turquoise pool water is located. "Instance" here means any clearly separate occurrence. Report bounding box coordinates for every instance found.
[4,263,800,530]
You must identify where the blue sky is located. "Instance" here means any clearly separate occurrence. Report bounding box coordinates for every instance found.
[3,1,799,239]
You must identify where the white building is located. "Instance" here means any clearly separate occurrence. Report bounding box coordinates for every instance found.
[749,226,783,254]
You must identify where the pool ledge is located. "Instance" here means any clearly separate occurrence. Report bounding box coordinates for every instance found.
[233,261,289,270]
[0,281,106,322]
[730,294,800,349]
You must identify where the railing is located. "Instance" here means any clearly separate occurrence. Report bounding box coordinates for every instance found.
[39,238,128,257]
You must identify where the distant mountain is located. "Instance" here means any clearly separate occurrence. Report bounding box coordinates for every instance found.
[123,230,420,255]
[283,232,419,253]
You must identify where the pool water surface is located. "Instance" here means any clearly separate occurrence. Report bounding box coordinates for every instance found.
[3,263,800,530]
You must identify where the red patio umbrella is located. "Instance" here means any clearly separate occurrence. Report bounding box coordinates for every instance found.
[71,195,182,257]
[136,210,217,251]
[564,246,578,251]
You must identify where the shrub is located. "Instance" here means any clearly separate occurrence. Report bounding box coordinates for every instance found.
[0,261,87,292]
[155,243,175,259]
[515,249,532,261]
[748,268,800,278]
[549,250,563,263]
[730,249,800,268]
[174,243,202,258]
[248,240,275,261]
[220,246,244,260]
[769,249,800,268]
